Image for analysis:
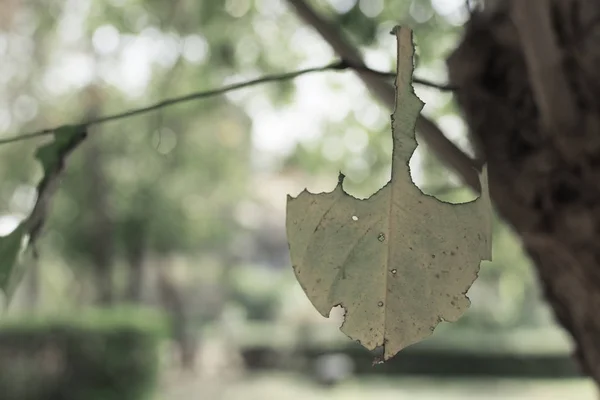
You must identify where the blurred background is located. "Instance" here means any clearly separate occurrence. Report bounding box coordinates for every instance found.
[0,0,596,399]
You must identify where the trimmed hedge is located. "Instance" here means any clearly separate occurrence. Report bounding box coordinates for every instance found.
[0,307,167,400]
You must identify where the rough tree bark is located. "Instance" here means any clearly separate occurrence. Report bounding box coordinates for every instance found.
[288,0,600,386]
[447,0,600,383]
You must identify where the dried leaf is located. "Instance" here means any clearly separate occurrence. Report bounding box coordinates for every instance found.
[286,27,492,361]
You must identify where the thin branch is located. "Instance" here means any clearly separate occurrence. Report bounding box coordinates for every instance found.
[339,60,457,91]
[286,0,481,192]
[0,61,451,146]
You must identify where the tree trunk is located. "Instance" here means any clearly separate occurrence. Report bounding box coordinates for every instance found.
[82,87,115,306]
[157,263,197,370]
[124,224,146,303]
[126,249,145,303]
[84,139,115,305]
[447,0,600,383]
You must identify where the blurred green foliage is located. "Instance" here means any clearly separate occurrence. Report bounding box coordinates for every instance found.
[0,307,166,400]
[0,0,562,362]
[229,265,285,321]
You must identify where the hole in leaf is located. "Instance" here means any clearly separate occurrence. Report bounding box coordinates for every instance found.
[352,216,358,221]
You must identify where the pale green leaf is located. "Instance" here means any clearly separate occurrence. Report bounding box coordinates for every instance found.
[286,27,492,361]
[0,224,26,291]
[0,125,86,297]
[35,125,87,180]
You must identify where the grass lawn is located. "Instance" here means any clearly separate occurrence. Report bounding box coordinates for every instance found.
[159,371,597,400]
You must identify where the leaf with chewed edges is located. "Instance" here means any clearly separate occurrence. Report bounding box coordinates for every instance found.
[286,26,492,361]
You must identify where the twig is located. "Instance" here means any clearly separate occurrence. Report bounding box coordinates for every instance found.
[286,0,480,192]
[338,60,457,91]
[0,61,452,146]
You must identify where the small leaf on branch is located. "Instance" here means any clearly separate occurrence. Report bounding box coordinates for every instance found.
[286,26,492,362]
[0,125,87,299]
[0,225,26,291]
[36,125,87,175]
[29,125,87,244]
